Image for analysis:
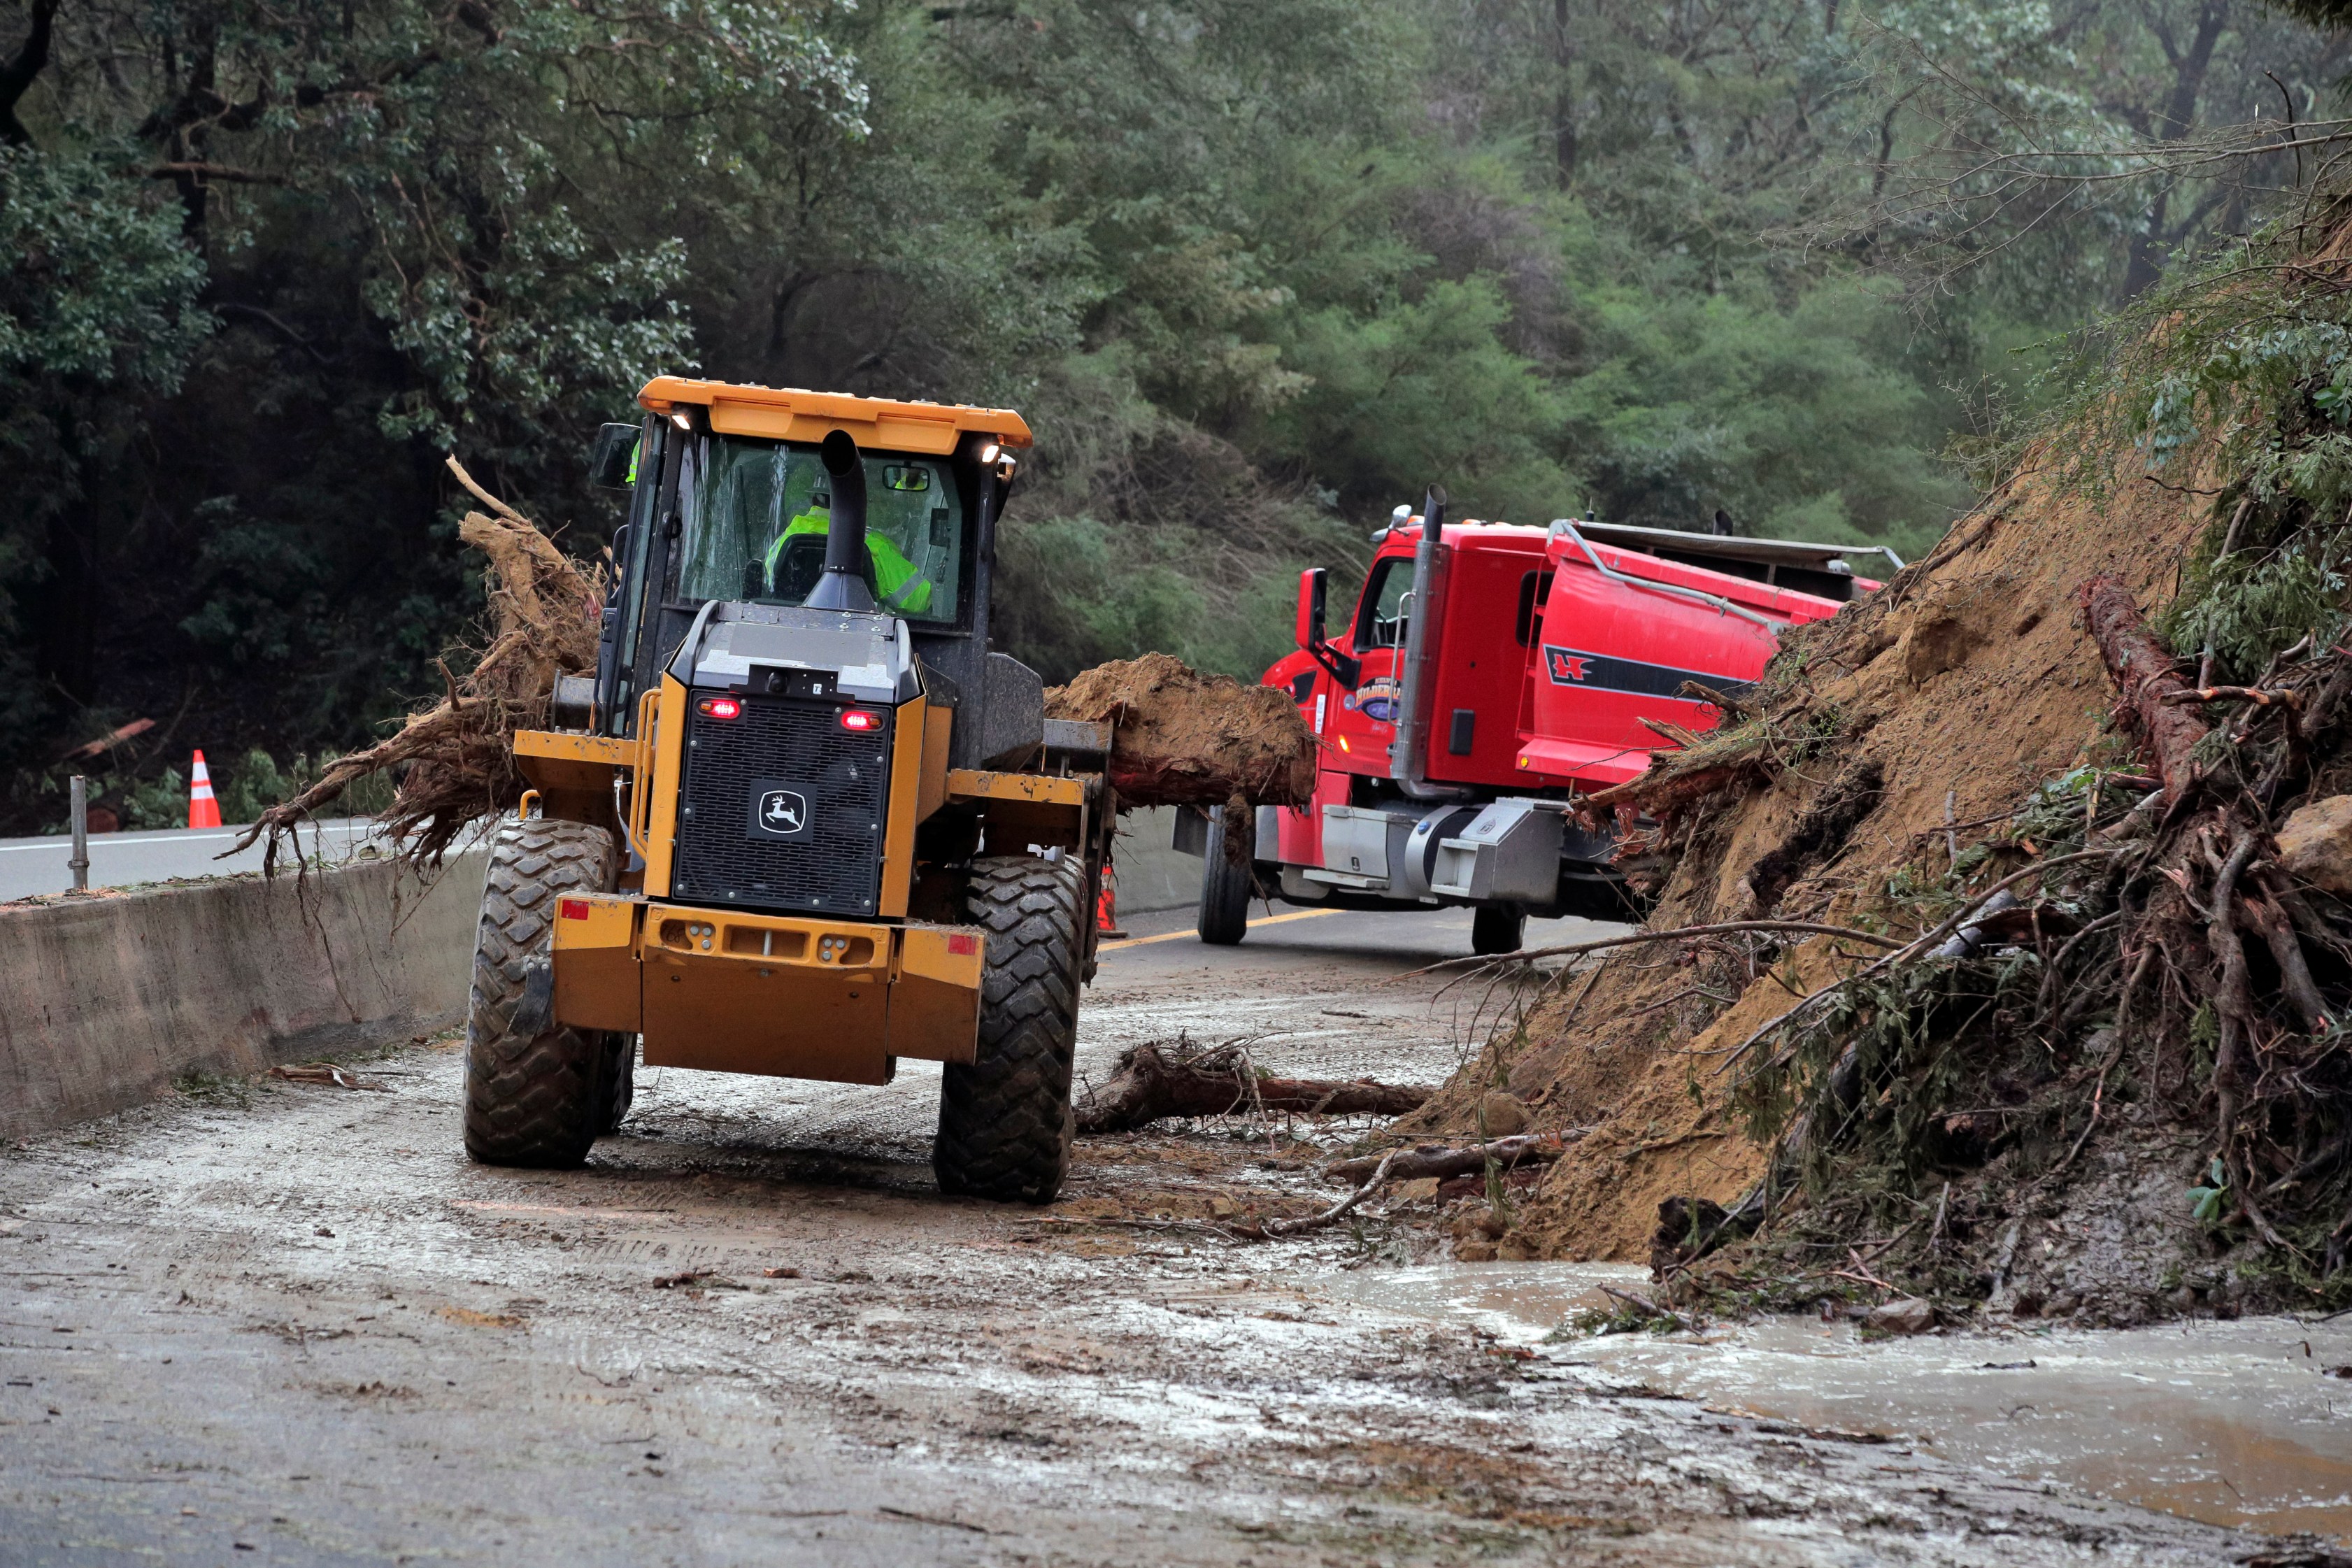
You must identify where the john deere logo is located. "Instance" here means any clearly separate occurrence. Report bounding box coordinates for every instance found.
[749,783,811,841]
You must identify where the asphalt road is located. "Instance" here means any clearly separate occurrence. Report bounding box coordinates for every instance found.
[0,902,2267,1566]
[0,820,390,903]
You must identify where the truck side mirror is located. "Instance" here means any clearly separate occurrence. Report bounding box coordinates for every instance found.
[1296,565,1361,690]
[590,422,639,490]
[1295,567,1327,651]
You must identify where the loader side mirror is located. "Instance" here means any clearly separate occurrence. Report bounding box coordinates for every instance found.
[590,422,639,489]
[1295,567,1327,651]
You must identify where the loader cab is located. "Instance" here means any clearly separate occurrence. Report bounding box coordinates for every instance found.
[595,380,1032,772]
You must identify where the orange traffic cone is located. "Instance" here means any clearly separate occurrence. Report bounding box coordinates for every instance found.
[1095,867,1127,940]
[187,750,222,829]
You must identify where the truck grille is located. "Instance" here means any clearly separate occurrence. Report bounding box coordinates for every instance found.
[671,694,892,915]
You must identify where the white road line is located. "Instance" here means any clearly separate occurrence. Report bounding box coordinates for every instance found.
[0,825,374,855]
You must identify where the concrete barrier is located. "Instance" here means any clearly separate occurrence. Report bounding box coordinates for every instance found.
[1109,806,1202,917]
[0,853,485,1142]
[1,812,1197,1143]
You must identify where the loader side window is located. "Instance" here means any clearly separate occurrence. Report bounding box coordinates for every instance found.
[676,436,967,624]
[1355,557,1413,649]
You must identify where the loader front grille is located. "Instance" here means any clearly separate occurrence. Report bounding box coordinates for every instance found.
[671,694,892,916]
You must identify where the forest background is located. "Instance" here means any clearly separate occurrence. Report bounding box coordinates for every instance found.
[0,0,2341,829]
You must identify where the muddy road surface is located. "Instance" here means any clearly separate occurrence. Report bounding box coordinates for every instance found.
[0,904,2284,1565]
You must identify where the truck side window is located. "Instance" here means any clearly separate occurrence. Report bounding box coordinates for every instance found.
[1514,569,1554,646]
[1356,558,1412,649]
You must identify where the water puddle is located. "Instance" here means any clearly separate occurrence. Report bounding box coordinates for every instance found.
[1311,1262,2352,1541]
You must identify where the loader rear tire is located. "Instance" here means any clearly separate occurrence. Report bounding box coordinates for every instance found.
[1197,807,1252,946]
[463,815,622,1169]
[934,854,1084,1204]
[1471,902,1526,956]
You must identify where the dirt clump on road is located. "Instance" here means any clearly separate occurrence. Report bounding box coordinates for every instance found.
[1047,651,1316,809]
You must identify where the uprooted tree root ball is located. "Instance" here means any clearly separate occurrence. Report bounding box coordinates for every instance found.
[1402,207,2352,1327]
[1046,651,1316,811]
[231,458,605,869]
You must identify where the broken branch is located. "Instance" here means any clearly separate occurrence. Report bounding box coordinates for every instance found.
[1325,1132,1584,1185]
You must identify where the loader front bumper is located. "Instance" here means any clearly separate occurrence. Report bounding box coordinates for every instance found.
[548,896,983,1085]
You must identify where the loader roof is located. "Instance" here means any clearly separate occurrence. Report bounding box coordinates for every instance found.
[637,377,1033,456]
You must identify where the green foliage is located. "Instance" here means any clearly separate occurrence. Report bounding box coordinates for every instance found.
[0,0,2334,822]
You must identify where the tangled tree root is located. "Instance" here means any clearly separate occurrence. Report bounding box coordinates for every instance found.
[229,458,604,869]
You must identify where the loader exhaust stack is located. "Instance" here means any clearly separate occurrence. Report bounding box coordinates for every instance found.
[806,428,876,614]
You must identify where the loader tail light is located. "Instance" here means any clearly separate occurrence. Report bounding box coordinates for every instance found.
[560,898,590,920]
[839,709,881,732]
[697,696,742,720]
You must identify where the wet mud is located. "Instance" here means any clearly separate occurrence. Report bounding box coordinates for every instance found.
[0,905,2307,1565]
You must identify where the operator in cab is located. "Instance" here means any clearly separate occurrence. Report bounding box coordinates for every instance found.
[760,488,934,615]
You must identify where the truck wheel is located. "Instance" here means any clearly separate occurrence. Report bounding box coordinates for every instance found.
[1471,903,1526,956]
[462,815,621,1168]
[1197,808,1252,946]
[935,854,1085,1204]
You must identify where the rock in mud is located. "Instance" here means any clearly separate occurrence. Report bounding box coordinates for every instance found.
[1867,1297,1937,1335]
[1478,1092,1531,1136]
[2276,794,2352,895]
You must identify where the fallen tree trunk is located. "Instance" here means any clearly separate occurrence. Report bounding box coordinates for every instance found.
[1046,653,1316,810]
[1075,1040,1430,1134]
[1325,1131,1583,1185]
[2077,573,2211,806]
[1588,760,1763,816]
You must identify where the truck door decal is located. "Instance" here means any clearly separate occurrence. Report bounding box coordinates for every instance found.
[1541,644,1753,701]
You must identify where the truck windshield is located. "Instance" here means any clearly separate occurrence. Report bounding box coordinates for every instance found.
[676,434,966,623]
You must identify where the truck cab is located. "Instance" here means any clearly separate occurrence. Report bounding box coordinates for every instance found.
[1190,495,1895,952]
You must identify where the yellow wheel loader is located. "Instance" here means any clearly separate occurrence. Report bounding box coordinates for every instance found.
[461,379,1110,1202]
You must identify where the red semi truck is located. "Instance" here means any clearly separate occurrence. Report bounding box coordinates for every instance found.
[1178,492,1902,951]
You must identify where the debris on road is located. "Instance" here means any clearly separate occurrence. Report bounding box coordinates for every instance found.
[1074,1038,1430,1133]
[1046,652,1316,811]
[1324,1132,1581,1185]
[266,1062,391,1092]
[1865,1297,1937,1336]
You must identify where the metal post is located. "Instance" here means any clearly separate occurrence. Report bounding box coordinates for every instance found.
[67,776,89,893]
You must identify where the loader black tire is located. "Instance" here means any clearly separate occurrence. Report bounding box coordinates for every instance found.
[1197,807,1252,946]
[463,815,621,1168]
[934,854,1084,1204]
[1471,902,1526,956]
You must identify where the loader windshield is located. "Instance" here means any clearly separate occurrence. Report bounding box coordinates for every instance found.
[676,434,967,623]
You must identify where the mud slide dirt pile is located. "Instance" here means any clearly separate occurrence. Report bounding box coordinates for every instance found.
[234,459,604,867]
[1404,227,2352,1327]
[1046,651,1316,811]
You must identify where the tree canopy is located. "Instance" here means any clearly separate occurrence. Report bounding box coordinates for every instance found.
[0,0,2339,826]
